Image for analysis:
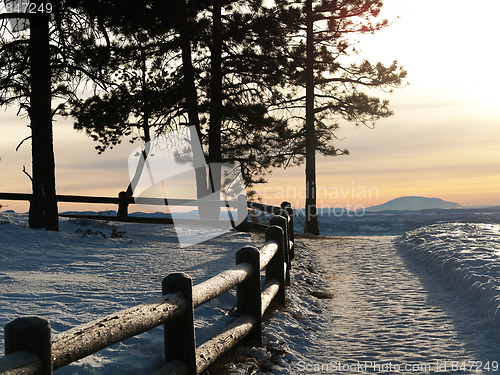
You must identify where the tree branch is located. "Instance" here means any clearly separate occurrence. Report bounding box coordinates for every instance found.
[16,135,31,151]
[22,165,33,182]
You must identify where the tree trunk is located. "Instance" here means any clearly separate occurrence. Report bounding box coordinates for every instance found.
[179,0,210,204]
[125,115,151,198]
[209,0,223,191]
[180,0,202,140]
[28,8,59,231]
[126,50,152,199]
[304,0,319,234]
[201,0,224,220]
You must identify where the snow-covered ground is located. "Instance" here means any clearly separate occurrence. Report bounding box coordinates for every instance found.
[0,211,259,374]
[2,212,500,374]
[396,223,500,341]
[276,235,499,374]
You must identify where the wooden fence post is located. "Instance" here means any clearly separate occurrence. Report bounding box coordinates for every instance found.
[265,226,286,308]
[270,215,290,286]
[281,201,295,260]
[162,273,196,375]
[5,316,52,375]
[235,246,262,346]
[237,194,248,224]
[118,191,129,219]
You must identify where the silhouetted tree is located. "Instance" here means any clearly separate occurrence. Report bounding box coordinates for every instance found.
[65,0,406,229]
[1,3,57,229]
[0,0,111,230]
[71,40,187,202]
[69,1,198,200]
[274,0,406,234]
[203,1,297,188]
[28,4,57,230]
[71,0,297,190]
[166,0,211,202]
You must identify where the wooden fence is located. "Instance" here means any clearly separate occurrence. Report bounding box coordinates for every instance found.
[0,191,247,219]
[0,192,288,229]
[0,206,295,375]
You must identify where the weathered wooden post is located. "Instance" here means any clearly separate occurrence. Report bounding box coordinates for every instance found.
[118,191,129,219]
[162,273,196,375]
[5,316,52,375]
[265,225,286,307]
[270,215,290,286]
[235,246,262,346]
[236,194,248,224]
[281,201,295,260]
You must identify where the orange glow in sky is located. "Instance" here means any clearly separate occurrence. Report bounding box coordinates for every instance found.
[1,0,500,213]
[255,0,500,209]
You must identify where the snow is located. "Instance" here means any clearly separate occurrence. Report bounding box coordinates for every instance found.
[2,211,500,374]
[396,223,500,340]
[0,210,256,374]
[240,235,499,374]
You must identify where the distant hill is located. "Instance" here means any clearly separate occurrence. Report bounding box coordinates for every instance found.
[365,196,461,212]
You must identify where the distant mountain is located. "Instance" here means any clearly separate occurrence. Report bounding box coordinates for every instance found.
[365,196,461,212]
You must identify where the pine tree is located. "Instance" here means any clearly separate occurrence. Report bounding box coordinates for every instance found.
[0,0,112,230]
[203,1,298,187]
[71,1,298,189]
[275,0,406,234]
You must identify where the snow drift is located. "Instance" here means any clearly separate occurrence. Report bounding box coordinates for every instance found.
[396,223,500,339]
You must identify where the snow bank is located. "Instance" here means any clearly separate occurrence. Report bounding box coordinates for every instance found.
[395,223,500,338]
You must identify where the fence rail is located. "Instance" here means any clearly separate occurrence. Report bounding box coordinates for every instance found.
[0,203,295,375]
[0,192,218,206]
[0,192,287,226]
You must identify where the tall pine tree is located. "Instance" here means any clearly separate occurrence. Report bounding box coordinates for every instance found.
[0,0,112,230]
[275,0,406,234]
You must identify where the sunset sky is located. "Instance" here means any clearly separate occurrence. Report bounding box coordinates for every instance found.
[1,0,500,213]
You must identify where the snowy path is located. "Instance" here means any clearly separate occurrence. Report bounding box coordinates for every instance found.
[278,236,500,374]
